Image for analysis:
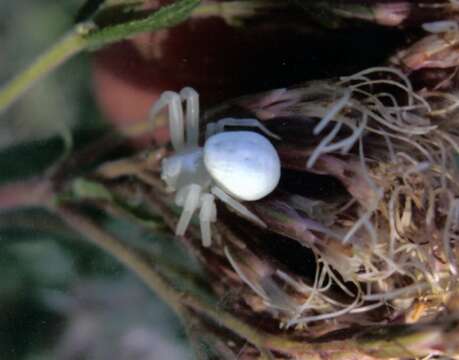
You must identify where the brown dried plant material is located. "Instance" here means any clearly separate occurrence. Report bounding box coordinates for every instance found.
[393,30,459,71]
[227,67,459,329]
[222,68,459,344]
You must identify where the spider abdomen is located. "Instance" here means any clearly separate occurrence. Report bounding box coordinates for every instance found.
[203,131,281,201]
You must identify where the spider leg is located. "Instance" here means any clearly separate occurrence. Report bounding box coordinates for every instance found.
[205,122,218,139]
[149,91,185,151]
[199,193,217,247]
[175,184,201,236]
[180,87,200,147]
[211,186,266,228]
[213,118,281,140]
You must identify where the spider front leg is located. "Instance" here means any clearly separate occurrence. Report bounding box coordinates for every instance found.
[211,186,266,228]
[200,193,217,247]
[210,117,281,140]
[180,87,200,147]
[175,184,202,236]
[149,91,185,151]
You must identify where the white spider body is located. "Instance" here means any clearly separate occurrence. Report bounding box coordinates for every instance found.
[149,87,281,247]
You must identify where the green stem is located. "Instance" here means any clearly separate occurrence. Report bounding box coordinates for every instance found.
[0,24,93,115]
[56,205,187,314]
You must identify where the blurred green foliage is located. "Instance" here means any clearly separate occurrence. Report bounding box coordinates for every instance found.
[0,1,104,150]
[0,1,189,359]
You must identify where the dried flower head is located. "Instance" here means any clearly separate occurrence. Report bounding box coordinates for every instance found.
[201,66,459,332]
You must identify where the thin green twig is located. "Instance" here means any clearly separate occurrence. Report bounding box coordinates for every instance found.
[56,205,187,314]
[0,24,92,115]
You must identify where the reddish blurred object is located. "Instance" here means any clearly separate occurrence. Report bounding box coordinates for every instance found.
[92,13,308,143]
[91,1,408,144]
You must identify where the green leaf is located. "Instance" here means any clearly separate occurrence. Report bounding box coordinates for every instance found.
[85,0,201,48]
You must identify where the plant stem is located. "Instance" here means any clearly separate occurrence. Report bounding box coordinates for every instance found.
[0,24,93,115]
[56,205,187,313]
[55,205,271,333]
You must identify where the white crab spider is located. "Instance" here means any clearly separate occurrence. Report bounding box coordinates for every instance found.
[149,87,281,247]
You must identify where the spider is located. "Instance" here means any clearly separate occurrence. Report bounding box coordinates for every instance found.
[149,87,281,247]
